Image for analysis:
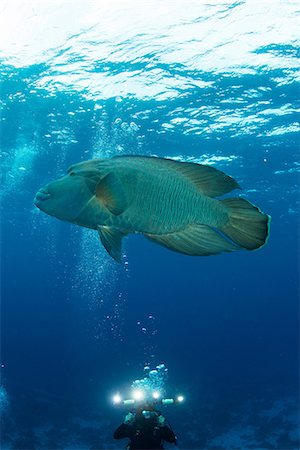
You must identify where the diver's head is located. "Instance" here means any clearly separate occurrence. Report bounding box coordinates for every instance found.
[135,407,158,427]
[136,402,154,414]
[141,409,156,420]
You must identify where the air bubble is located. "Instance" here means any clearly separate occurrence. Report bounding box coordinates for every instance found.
[130,122,139,132]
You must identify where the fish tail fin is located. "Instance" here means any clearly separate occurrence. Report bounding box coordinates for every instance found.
[220,198,271,250]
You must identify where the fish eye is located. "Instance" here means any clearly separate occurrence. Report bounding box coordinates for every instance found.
[69,171,76,176]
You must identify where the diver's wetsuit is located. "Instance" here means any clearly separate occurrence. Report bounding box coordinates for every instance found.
[113,413,176,449]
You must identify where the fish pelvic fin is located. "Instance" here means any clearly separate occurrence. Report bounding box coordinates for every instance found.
[145,224,239,256]
[97,226,127,262]
[220,198,271,250]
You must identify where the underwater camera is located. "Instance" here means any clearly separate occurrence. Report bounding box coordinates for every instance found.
[112,364,184,413]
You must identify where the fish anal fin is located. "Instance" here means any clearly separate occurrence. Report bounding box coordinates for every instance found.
[96,173,127,215]
[97,226,126,262]
[145,224,239,256]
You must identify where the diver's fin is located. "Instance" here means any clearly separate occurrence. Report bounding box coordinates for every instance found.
[145,224,239,256]
[95,173,127,215]
[149,157,240,197]
[97,226,126,262]
[220,198,271,250]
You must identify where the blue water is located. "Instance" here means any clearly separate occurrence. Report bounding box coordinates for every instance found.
[1,2,299,449]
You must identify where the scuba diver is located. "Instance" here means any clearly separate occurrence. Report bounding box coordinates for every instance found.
[112,365,182,449]
[113,403,177,449]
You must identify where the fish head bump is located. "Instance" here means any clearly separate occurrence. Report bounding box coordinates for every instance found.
[34,164,102,223]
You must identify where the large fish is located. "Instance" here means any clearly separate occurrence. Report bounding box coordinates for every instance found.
[34,155,270,262]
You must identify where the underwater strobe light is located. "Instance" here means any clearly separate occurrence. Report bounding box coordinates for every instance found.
[111,365,184,409]
[112,389,185,408]
[112,391,185,407]
[132,389,144,401]
[152,391,160,400]
[112,393,122,405]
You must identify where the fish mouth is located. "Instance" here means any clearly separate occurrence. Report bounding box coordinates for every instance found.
[34,187,51,205]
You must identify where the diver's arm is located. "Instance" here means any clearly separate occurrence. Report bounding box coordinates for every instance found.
[113,423,131,439]
[114,412,136,439]
[161,425,177,443]
[156,415,177,443]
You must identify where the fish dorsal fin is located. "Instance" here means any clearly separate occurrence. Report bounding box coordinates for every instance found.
[97,226,126,262]
[111,155,240,197]
[95,173,127,215]
[176,162,240,197]
[156,158,241,197]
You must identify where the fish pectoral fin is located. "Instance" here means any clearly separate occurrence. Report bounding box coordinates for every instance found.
[145,224,239,256]
[95,173,127,215]
[97,226,127,262]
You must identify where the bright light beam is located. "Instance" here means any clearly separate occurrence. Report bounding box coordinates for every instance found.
[113,394,122,404]
[132,389,144,401]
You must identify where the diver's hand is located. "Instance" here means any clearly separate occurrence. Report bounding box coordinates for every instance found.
[157,415,166,427]
[124,412,135,425]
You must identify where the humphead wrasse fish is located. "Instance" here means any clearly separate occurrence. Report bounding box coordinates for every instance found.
[34,155,270,262]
